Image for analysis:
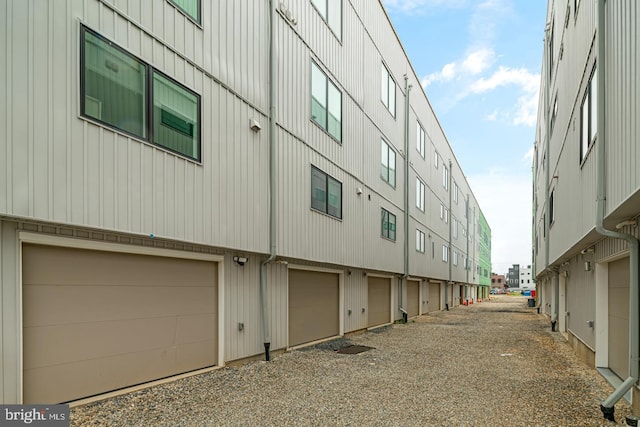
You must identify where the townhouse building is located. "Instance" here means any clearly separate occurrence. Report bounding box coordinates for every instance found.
[0,0,488,404]
[533,0,640,417]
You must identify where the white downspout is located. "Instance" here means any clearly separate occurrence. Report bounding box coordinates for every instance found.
[259,0,277,361]
[598,0,639,419]
[400,75,412,323]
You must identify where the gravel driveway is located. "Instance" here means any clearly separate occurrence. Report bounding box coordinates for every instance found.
[71,296,632,426]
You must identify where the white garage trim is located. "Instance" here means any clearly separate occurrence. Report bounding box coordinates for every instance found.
[17,231,225,404]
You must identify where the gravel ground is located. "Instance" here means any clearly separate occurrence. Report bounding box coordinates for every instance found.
[71,296,633,426]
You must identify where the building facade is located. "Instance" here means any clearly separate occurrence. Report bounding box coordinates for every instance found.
[0,0,488,404]
[477,211,492,299]
[533,0,640,416]
[519,265,532,288]
[491,273,506,291]
[507,264,520,288]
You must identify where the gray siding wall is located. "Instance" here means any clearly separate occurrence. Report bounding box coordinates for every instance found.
[0,0,270,253]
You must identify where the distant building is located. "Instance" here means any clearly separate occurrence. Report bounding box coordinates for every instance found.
[519,265,533,288]
[507,264,520,288]
[491,273,506,290]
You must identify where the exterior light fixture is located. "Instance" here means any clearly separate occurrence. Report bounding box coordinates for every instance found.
[233,256,248,266]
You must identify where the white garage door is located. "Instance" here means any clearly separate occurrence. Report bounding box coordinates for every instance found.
[22,244,218,403]
[608,257,629,379]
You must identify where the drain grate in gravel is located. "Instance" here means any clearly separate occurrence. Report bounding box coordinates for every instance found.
[335,345,374,354]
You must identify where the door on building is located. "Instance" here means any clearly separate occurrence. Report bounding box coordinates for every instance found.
[608,257,630,379]
[288,269,340,347]
[368,277,391,328]
[407,280,420,318]
[428,281,440,312]
[22,244,218,404]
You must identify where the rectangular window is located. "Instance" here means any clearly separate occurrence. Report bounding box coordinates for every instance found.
[550,95,558,135]
[444,208,449,224]
[453,251,458,266]
[416,123,425,158]
[580,66,597,162]
[440,204,444,220]
[432,241,435,259]
[81,26,201,161]
[453,219,458,239]
[381,139,396,187]
[416,178,425,211]
[169,0,200,23]
[311,61,342,142]
[311,0,342,39]
[454,184,459,203]
[434,151,439,169]
[442,245,449,262]
[443,166,449,190]
[549,190,555,225]
[416,229,425,253]
[311,166,342,219]
[381,208,396,241]
[153,72,200,159]
[381,63,396,117]
[548,20,554,79]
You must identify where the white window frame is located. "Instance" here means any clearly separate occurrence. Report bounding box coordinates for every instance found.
[416,122,425,158]
[434,151,439,169]
[443,166,449,190]
[380,139,396,187]
[416,229,425,253]
[453,219,458,239]
[416,178,425,211]
[381,63,396,117]
[442,245,449,262]
[580,65,597,163]
[453,251,458,266]
[310,0,342,39]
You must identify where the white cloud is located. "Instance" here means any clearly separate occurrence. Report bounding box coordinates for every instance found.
[486,110,499,121]
[469,170,532,275]
[422,48,495,88]
[382,0,467,14]
[468,66,540,126]
[470,66,538,94]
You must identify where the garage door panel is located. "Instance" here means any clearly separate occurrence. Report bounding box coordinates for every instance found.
[24,346,181,404]
[23,285,216,327]
[609,257,629,379]
[176,314,217,345]
[428,282,440,312]
[176,340,217,373]
[288,270,339,347]
[368,277,390,328]
[24,317,180,369]
[407,280,419,318]
[23,245,216,287]
[23,244,218,403]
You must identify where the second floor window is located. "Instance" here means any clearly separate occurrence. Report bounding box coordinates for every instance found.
[381,208,396,241]
[311,166,342,219]
[580,66,597,162]
[416,178,425,211]
[381,139,396,187]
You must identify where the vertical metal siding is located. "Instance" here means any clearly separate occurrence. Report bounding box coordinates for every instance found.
[606,1,639,213]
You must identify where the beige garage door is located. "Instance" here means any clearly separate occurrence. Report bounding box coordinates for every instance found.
[22,244,218,404]
[428,282,440,313]
[368,277,391,328]
[407,280,420,318]
[609,257,629,379]
[288,269,339,347]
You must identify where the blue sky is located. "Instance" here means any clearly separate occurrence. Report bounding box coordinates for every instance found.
[382,0,547,275]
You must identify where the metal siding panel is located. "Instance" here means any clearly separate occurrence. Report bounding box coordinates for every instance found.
[0,0,7,214]
[1,222,20,403]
